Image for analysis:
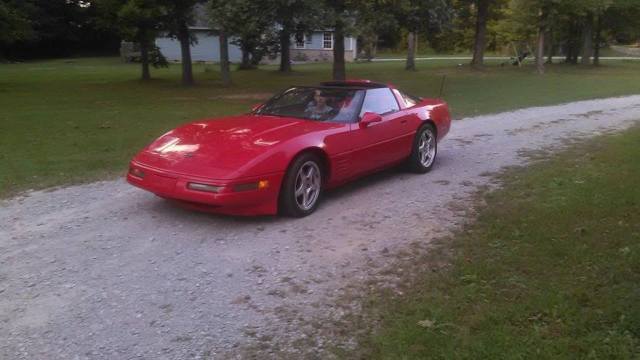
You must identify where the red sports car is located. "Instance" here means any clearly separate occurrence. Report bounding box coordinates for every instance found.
[127,80,451,217]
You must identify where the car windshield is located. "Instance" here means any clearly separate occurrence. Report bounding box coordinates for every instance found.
[256,87,365,123]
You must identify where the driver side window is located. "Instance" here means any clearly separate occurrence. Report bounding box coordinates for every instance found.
[359,88,400,117]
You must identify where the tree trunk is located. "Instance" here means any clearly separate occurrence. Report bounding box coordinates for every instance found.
[239,47,252,69]
[565,41,572,63]
[362,34,373,61]
[279,24,292,72]
[140,39,151,81]
[593,14,602,66]
[471,0,490,68]
[219,30,231,86]
[405,31,417,71]
[372,35,378,59]
[565,20,580,64]
[332,20,346,80]
[546,28,554,64]
[363,33,378,61]
[536,8,547,74]
[364,39,373,61]
[581,12,594,65]
[178,22,194,86]
[536,31,545,74]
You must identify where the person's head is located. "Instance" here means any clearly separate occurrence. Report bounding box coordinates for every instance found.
[314,89,327,106]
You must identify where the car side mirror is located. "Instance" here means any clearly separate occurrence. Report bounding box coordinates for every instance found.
[251,103,264,112]
[359,112,382,128]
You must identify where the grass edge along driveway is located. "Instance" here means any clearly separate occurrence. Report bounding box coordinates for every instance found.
[352,125,640,359]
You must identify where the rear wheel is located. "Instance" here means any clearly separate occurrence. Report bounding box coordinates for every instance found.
[407,123,437,173]
[279,153,323,217]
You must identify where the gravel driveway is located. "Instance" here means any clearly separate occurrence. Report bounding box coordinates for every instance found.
[2,96,640,359]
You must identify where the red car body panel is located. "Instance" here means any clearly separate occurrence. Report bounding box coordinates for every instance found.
[127,82,451,216]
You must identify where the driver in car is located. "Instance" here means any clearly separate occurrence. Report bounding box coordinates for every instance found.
[305,90,334,120]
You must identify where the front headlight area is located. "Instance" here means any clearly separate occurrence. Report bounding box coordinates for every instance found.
[187,180,269,194]
[187,182,223,193]
[129,166,146,179]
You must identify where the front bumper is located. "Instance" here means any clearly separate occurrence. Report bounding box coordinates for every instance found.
[126,161,284,216]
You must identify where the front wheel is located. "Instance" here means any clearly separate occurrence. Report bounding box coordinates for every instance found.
[407,123,437,173]
[279,153,323,217]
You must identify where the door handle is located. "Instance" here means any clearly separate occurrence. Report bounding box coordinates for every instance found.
[400,119,408,124]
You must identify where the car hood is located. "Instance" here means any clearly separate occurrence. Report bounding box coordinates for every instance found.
[134,114,336,180]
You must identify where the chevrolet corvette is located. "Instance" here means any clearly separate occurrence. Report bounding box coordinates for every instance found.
[127,80,451,217]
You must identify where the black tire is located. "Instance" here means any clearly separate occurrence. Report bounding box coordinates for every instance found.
[407,123,438,173]
[279,153,324,217]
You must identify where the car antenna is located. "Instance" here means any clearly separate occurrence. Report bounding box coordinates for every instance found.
[438,75,447,98]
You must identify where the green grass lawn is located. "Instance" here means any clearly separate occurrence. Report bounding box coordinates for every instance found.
[355,126,640,359]
[376,45,639,58]
[2,57,640,197]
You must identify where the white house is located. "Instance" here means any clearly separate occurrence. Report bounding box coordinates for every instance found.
[154,6,356,63]
[156,29,357,64]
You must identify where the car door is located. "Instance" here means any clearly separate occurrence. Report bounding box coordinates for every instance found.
[348,88,410,175]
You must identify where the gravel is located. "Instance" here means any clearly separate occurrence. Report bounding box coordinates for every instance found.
[1,96,640,359]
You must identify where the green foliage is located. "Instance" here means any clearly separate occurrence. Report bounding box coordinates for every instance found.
[429,0,509,53]
[396,0,454,33]
[416,0,640,58]
[149,44,168,67]
[114,0,166,43]
[0,1,34,47]
[207,0,279,66]
[606,0,640,44]
[351,0,453,63]
[2,0,120,59]
[271,0,326,36]
[162,0,202,42]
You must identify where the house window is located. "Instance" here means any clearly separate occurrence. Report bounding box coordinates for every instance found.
[294,34,306,49]
[323,32,333,49]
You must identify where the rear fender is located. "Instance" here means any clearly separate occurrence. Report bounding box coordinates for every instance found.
[418,99,451,141]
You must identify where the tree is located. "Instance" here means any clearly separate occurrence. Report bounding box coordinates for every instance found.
[470,0,490,67]
[164,0,203,86]
[332,9,347,80]
[394,0,453,71]
[589,0,636,66]
[353,0,398,61]
[208,0,277,70]
[3,0,121,60]
[99,0,166,80]
[218,28,231,85]
[606,0,640,45]
[206,0,233,83]
[272,0,324,72]
[406,31,417,70]
[496,0,559,73]
[464,0,516,68]
[493,0,640,70]
[532,7,546,74]
[0,1,34,56]
[322,0,354,80]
